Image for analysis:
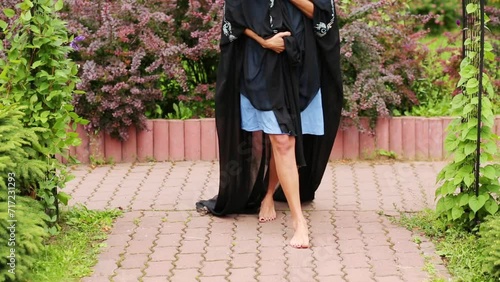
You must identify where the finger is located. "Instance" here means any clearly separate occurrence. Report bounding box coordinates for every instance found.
[277,31,291,37]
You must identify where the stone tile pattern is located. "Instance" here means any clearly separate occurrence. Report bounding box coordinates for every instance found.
[69,161,450,282]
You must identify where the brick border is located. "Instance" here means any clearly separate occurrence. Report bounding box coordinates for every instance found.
[66,116,500,163]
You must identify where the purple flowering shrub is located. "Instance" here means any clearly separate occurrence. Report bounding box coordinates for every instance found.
[63,0,224,140]
[154,0,222,119]
[409,0,460,33]
[337,0,430,127]
[60,0,188,140]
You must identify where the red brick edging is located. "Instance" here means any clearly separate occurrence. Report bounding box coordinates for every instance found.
[66,116,500,163]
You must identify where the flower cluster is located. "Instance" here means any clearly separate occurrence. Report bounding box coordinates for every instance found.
[337,0,430,128]
[57,0,223,140]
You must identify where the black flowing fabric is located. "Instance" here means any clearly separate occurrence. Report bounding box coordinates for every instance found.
[196,0,343,216]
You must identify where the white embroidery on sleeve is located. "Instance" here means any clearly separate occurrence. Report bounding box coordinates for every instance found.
[314,0,335,37]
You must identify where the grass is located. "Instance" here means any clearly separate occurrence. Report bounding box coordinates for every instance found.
[395,209,497,282]
[27,205,122,282]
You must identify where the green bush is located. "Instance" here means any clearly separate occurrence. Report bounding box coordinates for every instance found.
[0,104,49,282]
[0,195,48,282]
[0,0,86,221]
[480,214,500,278]
[0,104,50,192]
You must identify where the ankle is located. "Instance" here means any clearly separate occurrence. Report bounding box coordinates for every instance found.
[292,215,307,225]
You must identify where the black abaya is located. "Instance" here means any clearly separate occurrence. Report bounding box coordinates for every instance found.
[196,0,343,216]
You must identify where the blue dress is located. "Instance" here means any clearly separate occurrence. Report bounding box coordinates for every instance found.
[240,89,324,135]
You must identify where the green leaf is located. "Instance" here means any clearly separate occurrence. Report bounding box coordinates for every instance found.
[48,226,58,235]
[3,8,15,18]
[462,104,475,116]
[482,165,497,180]
[57,191,71,205]
[444,135,459,152]
[484,42,493,52]
[468,195,488,213]
[454,149,466,163]
[0,19,7,30]
[464,173,474,188]
[466,3,478,14]
[485,184,500,194]
[436,197,446,213]
[21,10,32,21]
[30,94,38,104]
[484,51,495,61]
[464,142,476,156]
[451,206,464,220]
[55,0,64,11]
[484,199,499,215]
[458,194,469,207]
[31,60,44,69]
[444,197,455,211]
[460,65,477,78]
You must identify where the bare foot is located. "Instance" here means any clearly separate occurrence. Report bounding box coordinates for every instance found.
[258,197,276,223]
[290,219,309,248]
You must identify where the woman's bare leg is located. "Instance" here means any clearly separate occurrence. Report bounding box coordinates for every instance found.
[259,150,279,222]
[268,134,309,248]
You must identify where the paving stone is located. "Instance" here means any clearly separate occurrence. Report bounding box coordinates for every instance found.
[206,233,234,247]
[370,259,400,277]
[127,240,153,254]
[258,275,288,282]
[258,260,287,276]
[170,268,200,282]
[232,239,259,254]
[144,261,174,277]
[91,258,118,277]
[113,268,143,282]
[230,253,259,268]
[204,246,232,261]
[392,241,420,253]
[259,233,286,247]
[70,161,451,282]
[155,234,183,247]
[199,276,228,282]
[344,267,375,282]
[287,267,316,282]
[200,260,229,276]
[178,239,206,254]
[315,260,343,276]
[366,245,395,261]
[174,253,204,269]
[150,246,178,261]
[336,228,363,241]
[338,239,365,254]
[316,275,345,282]
[119,253,149,269]
[375,276,404,282]
[259,246,287,261]
[341,253,370,269]
[227,268,257,282]
[159,222,185,234]
[81,276,110,282]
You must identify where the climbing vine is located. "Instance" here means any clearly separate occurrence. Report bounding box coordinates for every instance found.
[435,0,499,225]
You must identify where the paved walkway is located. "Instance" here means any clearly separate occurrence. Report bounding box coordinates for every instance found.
[67,161,451,282]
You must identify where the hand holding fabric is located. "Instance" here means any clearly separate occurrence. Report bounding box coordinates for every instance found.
[263,32,291,53]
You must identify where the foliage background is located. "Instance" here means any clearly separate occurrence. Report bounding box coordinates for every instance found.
[1,0,499,138]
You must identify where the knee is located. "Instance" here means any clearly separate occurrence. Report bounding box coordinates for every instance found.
[271,135,294,155]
